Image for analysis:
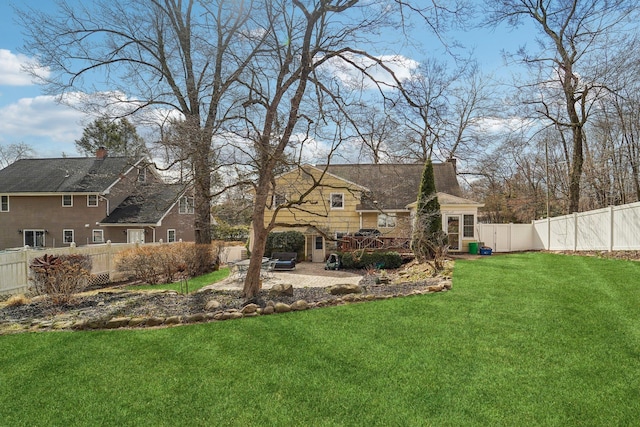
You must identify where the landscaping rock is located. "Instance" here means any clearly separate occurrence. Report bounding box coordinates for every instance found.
[269,283,294,297]
[184,313,205,323]
[261,305,275,315]
[164,316,181,325]
[241,303,259,314]
[205,300,221,311]
[128,317,147,327]
[274,302,291,313]
[328,284,362,295]
[427,283,444,292]
[105,317,130,329]
[146,317,165,327]
[290,300,308,311]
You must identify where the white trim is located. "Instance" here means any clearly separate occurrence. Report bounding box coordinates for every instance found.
[0,195,8,212]
[24,229,46,247]
[330,192,344,210]
[87,194,99,207]
[62,194,73,207]
[167,229,176,243]
[63,229,75,244]
[92,229,104,243]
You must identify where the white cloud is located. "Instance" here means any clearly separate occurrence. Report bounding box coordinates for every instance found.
[0,94,86,156]
[321,53,419,90]
[0,49,50,86]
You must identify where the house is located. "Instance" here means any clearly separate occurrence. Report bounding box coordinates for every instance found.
[0,148,195,250]
[259,161,483,262]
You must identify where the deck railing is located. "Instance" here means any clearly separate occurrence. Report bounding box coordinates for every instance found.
[337,236,411,252]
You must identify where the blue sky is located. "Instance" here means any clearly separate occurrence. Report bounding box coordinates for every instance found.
[0,1,534,159]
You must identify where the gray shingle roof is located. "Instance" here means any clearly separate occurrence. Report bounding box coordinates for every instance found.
[0,157,138,193]
[100,184,187,225]
[321,162,462,211]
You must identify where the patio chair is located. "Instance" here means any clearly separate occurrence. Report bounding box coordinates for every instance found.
[260,259,278,280]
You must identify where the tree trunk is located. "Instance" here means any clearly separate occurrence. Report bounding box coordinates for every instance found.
[243,185,270,298]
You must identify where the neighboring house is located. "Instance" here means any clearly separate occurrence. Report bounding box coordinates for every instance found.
[0,148,195,250]
[259,161,483,262]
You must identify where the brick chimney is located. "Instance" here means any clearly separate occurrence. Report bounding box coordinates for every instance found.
[96,147,108,160]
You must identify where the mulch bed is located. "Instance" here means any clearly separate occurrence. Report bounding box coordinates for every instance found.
[0,274,449,334]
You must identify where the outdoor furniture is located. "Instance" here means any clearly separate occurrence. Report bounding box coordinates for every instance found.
[270,252,297,270]
[231,258,269,281]
[260,259,279,280]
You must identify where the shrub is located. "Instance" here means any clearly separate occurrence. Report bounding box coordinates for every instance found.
[265,231,305,258]
[115,243,221,284]
[5,294,31,307]
[29,254,92,304]
[115,246,164,285]
[338,251,402,270]
[211,223,249,241]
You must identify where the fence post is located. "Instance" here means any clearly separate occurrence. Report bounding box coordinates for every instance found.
[23,246,29,289]
[609,206,614,252]
[573,212,578,252]
[106,240,113,281]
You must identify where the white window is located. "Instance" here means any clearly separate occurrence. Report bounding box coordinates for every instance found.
[62,194,73,207]
[378,213,397,228]
[138,168,146,183]
[92,229,104,243]
[463,214,475,238]
[63,229,74,244]
[179,196,194,214]
[24,230,45,247]
[330,193,344,209]
[0,195,8,212]
[87,194,99,207]
[167,229,176,243]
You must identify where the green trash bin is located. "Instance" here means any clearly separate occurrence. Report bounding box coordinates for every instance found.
[468,242,479,255]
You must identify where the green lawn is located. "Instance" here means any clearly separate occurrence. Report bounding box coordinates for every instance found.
[126,267,230,293]
[1,252,639,426]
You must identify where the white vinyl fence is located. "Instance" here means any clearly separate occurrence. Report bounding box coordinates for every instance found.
[478,200,640,253]
[1,242,245,296]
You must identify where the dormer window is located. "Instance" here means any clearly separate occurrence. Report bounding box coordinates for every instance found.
[62,194,73,207]
[179,196,194,214]
[330,193,344,209]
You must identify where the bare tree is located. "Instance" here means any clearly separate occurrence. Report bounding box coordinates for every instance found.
[485,0,639,212]
[17,0,268,244]
[0,142,34,169]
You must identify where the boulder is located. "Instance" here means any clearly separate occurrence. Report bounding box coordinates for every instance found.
[146,317,165,327]
[261,305,275,315]
[427,283,444,292]
[269,283,294,297]
[184,313,205,323]
[290,300,309,311]
[164,316,181,325]
[328,284,363,295]
[274,302,291,313]
[128,317,147,327]
[205,300,221,311]
[241,303,260,314]
[105,317,130,329]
